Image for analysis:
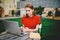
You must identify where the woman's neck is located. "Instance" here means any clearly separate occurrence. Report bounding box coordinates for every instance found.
[29,15,33,17]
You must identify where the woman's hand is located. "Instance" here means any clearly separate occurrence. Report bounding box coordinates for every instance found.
[23,27,29,32]
[20,27,23,32]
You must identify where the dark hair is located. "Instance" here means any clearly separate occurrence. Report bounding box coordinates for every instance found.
[25,4,36,17]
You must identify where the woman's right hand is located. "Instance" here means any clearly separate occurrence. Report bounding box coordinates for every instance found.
[23,27,27,32]
[20,27,27,33]
[20,27,23,32]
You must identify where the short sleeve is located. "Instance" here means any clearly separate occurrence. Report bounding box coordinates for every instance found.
[37,16,41,24]
[22,17,24,24]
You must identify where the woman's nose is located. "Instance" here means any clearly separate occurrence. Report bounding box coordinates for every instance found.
[26,11,29,14]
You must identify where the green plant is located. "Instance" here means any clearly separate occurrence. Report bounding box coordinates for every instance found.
[34,6,44,15]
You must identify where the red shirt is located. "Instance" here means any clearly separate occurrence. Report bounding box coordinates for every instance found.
[22,15,41,29]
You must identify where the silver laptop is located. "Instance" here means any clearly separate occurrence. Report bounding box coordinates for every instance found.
[3,20,21,36]
[0,20,30,40]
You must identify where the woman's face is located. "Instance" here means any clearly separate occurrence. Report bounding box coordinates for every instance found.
[25,7,34,17]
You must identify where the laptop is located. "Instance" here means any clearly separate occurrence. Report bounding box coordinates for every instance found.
[3,20,22,36]
[0,20,29,40]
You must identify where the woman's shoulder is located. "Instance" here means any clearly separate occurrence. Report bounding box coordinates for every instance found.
[35,15,41,18]
[22,16,26,18]
[22,16,26,20]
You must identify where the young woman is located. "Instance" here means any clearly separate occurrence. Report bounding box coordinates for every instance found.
[21,4,41,33]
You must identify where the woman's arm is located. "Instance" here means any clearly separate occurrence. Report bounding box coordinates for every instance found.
[26,24,40,32]
[20,24,41,32]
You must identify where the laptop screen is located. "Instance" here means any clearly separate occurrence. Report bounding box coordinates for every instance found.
[3,20,21,35]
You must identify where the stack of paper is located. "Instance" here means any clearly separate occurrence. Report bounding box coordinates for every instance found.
[29,32,41,39]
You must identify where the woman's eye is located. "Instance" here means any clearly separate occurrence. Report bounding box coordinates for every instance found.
[26,10,30,12]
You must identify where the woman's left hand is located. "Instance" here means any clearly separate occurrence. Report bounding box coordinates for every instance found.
[25,27,30,31]
[22,27,29,32]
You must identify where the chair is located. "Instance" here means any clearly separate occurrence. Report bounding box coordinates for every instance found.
[38,24,42,33]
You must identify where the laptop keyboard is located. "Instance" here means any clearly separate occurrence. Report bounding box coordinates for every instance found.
[0,33,20,40]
